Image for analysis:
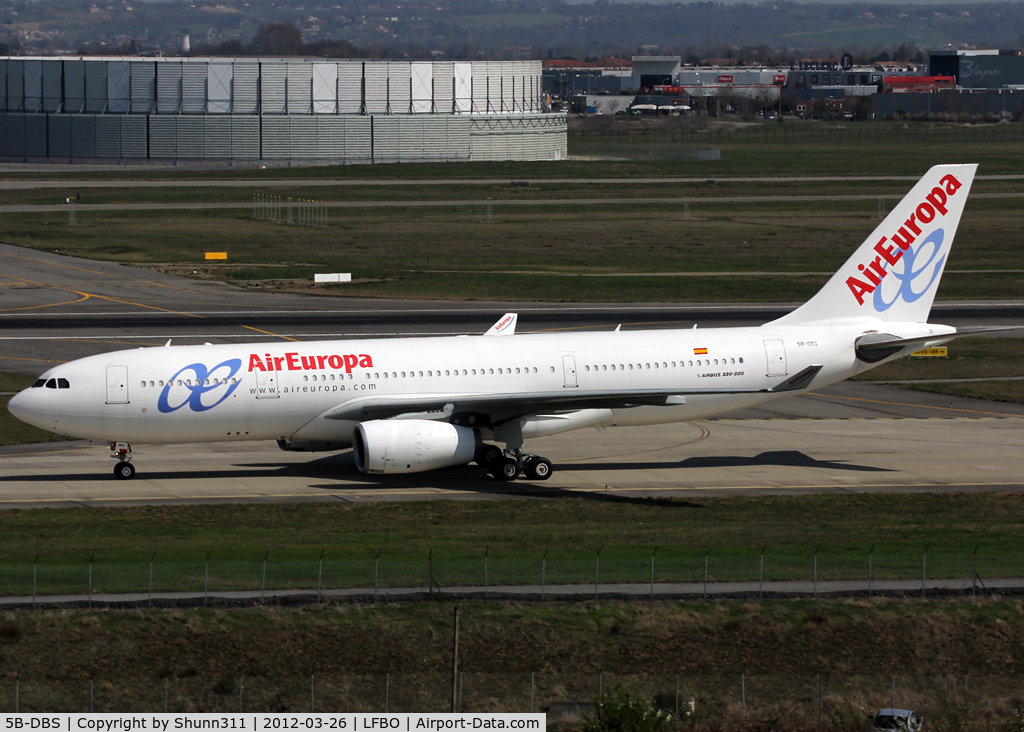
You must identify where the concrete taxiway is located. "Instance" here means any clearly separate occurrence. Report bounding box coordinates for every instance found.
[2,395,1023,507]
[1,241,1023,507]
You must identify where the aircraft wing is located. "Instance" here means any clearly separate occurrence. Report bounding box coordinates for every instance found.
[324,365,823,422]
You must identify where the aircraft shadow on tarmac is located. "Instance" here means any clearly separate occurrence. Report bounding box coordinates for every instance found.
[0,449,888,491]
[555,450,893,473]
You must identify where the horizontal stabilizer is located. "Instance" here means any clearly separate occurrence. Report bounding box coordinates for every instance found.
[855,325,1023,363]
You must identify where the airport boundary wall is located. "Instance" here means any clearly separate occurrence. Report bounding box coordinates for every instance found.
[0,57,567,163]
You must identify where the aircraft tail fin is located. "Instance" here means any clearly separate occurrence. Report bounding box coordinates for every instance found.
[483,313,517,336]
[771,164,977,326]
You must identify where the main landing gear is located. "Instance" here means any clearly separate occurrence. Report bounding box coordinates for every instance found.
[476,443,553,482]
[111,441,136,480]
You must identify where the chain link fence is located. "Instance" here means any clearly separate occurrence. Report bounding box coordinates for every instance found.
[0,543,1019,605]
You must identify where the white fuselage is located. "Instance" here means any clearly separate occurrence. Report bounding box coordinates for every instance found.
[8,319,952,448]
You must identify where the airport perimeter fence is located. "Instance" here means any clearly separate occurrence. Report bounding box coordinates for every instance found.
[253,194,328,228]
[1,671,1022,725]
[0,542,1019,603]
[567,125,1024,144]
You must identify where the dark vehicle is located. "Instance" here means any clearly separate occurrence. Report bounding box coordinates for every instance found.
[872,709,923,731]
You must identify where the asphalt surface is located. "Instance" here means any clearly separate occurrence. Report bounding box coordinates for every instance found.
[2,409,1024,507]
[2,242,1024,506]
[1,575,1016,610]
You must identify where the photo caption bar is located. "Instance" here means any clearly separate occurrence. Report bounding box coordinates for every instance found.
[1,715,545,732]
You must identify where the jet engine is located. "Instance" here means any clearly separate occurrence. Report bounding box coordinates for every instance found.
[353,419,479,474]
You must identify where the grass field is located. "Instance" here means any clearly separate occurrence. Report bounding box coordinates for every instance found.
[903,380,1024,404]
[1,494,1023,597]
[2,599,1024,723]
[0,598,1022,681]
[3,121,1024,304]
[5,195,1024,302]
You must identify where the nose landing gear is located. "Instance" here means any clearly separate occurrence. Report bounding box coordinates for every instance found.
[110,441,136,480]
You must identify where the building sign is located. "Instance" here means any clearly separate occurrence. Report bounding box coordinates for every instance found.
[774,74,786,84]
[718,75,733,83]
[959,55,1024,88]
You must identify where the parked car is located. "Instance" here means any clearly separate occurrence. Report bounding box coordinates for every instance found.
[871,709,923,731]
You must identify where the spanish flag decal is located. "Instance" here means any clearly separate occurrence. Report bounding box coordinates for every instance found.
[694,347,708,355]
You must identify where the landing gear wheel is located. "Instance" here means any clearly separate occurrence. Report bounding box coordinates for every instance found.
[476,443,503,467]
[490,457,520,482]
[524,457,552,481]
[113,462,136,480]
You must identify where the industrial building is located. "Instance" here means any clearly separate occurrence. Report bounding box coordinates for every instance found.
[875,49,1024,119]
[0,57,566,164]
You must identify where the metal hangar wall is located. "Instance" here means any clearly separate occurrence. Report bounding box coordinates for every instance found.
[0,57,567,164]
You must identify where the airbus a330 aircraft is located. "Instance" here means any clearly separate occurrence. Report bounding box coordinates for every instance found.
[9,164,991,482]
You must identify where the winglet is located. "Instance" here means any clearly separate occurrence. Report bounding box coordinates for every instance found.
[484,313,517,336]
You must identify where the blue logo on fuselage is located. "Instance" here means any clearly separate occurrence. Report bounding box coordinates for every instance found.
[873,228,947,313]
[157,359,242,413]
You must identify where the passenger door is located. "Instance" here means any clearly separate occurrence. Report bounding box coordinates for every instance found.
[105,365,129,404]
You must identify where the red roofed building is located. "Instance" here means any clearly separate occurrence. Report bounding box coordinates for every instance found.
[883,75,956,93]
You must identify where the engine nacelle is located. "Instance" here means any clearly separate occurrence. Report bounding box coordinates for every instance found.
[353,419,479,474]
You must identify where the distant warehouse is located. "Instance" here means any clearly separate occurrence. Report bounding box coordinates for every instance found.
[0,57,566,164]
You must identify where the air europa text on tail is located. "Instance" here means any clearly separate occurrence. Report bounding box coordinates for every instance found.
[846,173,963,306]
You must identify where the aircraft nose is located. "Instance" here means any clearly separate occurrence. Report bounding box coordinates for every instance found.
[7,388,39,426]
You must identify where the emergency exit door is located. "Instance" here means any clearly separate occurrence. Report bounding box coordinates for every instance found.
[105,365,129,404]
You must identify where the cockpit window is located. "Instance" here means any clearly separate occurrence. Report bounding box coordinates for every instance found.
[32,379,46,388]
[57,378,70,389]
[45,379,57,389]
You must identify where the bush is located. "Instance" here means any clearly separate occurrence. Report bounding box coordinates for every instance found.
[583,686,674,732]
